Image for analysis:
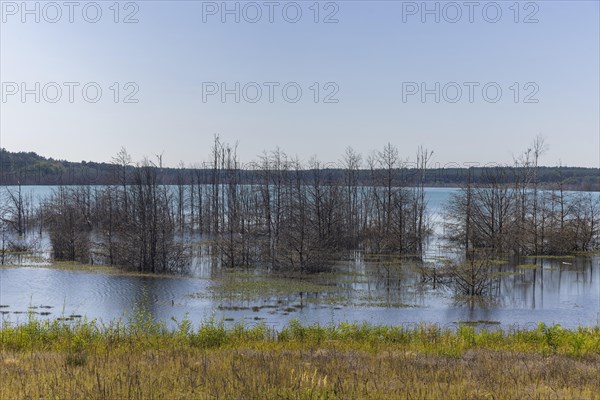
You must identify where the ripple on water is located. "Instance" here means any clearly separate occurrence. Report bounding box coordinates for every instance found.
[1,256,599,330]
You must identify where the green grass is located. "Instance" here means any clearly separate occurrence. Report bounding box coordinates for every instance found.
[1,316,600,399]
[517,264,539,269]
[188,268,424,309]
[189,271,341,302]
[3,316,599,356]
[492,271,524,277]
[574,250,600,256]
[531,254,577,260]
[1,261,185,279]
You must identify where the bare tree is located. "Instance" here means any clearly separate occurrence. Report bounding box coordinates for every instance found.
[340,147,362,248]
[44,186,92,263]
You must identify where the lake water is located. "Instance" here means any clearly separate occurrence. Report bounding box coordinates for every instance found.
[1,187,599,330]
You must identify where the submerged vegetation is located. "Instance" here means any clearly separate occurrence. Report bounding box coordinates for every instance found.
[194,271,342,302]
[1,137,598,307]
[1,316,600,399]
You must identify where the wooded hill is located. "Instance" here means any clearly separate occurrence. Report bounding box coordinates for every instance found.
[1,148,598,190]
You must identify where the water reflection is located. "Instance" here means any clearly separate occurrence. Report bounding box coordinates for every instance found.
[1,255,598,330]
[2,186,598,329]
[0,268,213,328]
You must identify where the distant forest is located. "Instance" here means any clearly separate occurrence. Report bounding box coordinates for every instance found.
[0,148,598,191]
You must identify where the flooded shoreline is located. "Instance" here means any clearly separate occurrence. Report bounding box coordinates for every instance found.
[1,253,598,330]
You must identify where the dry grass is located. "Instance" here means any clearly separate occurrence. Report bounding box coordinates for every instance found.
[1,318,599,399]
[2,348,599,399]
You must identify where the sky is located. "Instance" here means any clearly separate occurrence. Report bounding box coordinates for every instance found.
[1,0,599,168]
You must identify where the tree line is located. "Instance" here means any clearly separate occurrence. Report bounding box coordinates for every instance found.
[1,147,598,191]
[1,137,598,275]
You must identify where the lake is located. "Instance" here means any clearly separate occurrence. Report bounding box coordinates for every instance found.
[1,187,599,330]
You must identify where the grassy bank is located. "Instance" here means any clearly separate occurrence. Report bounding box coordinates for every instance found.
[1,317,600,399]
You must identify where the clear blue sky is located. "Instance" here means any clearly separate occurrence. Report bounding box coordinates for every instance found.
[1,1,599,168]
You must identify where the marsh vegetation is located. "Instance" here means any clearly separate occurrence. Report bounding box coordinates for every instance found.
[1,316,600,399]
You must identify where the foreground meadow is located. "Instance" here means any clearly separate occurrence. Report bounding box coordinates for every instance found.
[1,317,599,399]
